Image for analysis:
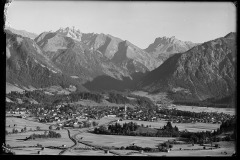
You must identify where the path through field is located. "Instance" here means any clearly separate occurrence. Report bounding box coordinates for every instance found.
[60,119,120,155]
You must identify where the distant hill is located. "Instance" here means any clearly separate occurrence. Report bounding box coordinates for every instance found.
[138,33,236,102]
[5,27,38,39]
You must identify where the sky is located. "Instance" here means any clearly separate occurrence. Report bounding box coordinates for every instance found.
[6,1,236,49]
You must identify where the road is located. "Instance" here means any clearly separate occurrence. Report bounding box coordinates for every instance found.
[59,119,120,155]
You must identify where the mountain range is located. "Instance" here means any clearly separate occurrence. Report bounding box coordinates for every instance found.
[5,26,236,104]
[138,32,236,101]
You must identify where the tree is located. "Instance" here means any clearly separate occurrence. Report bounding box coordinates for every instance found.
[36,126,40,131]
[44,131,48,135]
[49,125,53,130]
[92,121,98,127]
[215,144,220,148]
[166,121,173,130]
[225,136,231,141]
[98,125,108,134]
[190,134,198,144]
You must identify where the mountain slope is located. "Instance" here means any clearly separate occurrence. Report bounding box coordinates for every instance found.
[34,27,161,87]
[138,33,236,101]
[6,30,87,91]
[145,36,198,65]
[5,27,38,39]
[34,30,131,83]
[81,30,160,72]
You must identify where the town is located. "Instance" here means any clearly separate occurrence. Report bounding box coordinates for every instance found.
[6,98,235,130]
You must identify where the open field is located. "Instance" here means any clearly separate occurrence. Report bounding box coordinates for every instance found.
[6,83,24,94]
[6,117,50,132]
[131,91,173,105]
[145,141,235,157]
[11,147,61,155]
[5,111,234,156]
[6,129,74,148]
[94,117,119,126]
[73,131,235,156]
[117,119,220,132]
[5,117,75,155]
[75,132,175,148]
[63,149,115,156]
[131,91,235,116]
[167,105,236,115]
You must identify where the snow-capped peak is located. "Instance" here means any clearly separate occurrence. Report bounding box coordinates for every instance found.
[56,26,82,41]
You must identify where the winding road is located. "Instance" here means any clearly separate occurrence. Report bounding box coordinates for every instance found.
[59,119,121,155]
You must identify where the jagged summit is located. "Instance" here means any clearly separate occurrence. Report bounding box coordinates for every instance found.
[224,32,236,39]
[138,33,236,101]
[153,36,180,45]
[145,36,198,66]
[56,26,82,41]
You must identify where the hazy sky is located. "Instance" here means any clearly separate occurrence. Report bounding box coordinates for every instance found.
[6,1,236,48]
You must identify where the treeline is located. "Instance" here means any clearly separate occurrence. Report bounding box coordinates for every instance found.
[6,90,104,105]
[168,91,234,108]
[93,120,236,143]
[93,121,179,137]
[156,108,230,119]
[107,92,130,104]
[94,122,138,135]
[173,101,233,108]
[69,92,103,103]
[156,122,179,137]
[28,131,61,139]
[107,92,155,109]
[220,118,236,133]
[7,90,156,110]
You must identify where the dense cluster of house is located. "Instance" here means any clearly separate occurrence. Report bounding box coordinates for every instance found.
[6,103,235,127]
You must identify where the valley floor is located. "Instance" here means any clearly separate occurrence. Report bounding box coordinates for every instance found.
[5,116,235,156]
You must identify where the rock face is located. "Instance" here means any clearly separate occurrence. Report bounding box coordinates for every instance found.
[6,30,87,91]
[145,36,198,65]
[138,33,236,101]
[56,26,82,41]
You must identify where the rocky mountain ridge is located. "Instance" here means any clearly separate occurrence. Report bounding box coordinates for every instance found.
[5,27,38,39]
[145,36,199,65]
[138,32,236,101]
[5,27,235,104]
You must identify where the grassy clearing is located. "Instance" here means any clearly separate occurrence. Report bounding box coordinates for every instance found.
[5,117,74,155]
[131,91,173,104]
[76,132,175,148]
[6,129,74,148]
[145,141,235,156]
[6,83,24,94]
[167,105,235,115]
[6,117,50,132]
[64,149,114,156]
